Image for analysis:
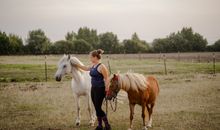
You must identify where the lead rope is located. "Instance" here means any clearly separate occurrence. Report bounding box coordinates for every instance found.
[105,55,118,115]
[110,98,117,112]
[105,55,111,116]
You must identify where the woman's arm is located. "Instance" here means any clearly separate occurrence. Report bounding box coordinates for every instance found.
[75,64,91,71]
[100,64,110,91]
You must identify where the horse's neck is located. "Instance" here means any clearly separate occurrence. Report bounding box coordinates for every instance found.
[71,66,85,83]
[69,57,87,83]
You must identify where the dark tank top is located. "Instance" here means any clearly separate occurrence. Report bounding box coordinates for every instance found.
[89,63,105,87]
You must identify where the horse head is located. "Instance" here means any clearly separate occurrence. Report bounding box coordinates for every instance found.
[109,74,121,99]
[55,54,71,81]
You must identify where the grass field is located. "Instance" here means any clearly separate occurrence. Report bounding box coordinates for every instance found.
[0,53,220,130]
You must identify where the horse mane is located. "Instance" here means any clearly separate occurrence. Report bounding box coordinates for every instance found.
[118,73,148,92]
[69,56,85,73]
[58,55,84,73]
[70,56,84,66]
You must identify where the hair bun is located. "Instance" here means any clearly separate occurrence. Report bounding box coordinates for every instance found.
[97,49,104,54]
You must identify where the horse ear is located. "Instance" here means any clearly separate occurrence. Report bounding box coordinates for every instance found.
[67,54,70,60]
[113,74,118,80]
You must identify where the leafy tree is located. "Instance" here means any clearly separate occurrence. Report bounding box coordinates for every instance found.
[73,39,92,54]
[131,32,140,41]
[8,34,23,54]
[152,27,208,52]
[212,39,220,51]
[26,29,51,54]
[0,31,10,54]
[50,40,74,54]
[65,31,76,41]
[76,27,99,49]
[98,32,120,53]
[123,33,150,53]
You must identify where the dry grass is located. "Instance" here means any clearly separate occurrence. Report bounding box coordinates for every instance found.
[0,54,220,130]
[0,74,219,130]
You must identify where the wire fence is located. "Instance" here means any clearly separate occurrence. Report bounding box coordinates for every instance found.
[0,52,219,83]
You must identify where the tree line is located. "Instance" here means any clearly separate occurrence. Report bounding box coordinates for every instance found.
[0,27,219,55]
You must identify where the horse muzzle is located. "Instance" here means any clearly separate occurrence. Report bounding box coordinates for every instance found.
[55,76,62,82]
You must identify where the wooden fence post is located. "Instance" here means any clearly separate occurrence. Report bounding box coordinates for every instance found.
[163,54,167,75]
[213,53,216,75]
[178,51,180,62]
[159,52,161,62]
[45,55,47,82]
[138,52,141,60]
[198,53,201,63]
[107,55,112,74]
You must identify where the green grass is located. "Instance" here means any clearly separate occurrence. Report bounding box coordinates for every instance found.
[0,56,219,82]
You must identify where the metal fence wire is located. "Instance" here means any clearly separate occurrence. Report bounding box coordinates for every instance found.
[0,52,219,83]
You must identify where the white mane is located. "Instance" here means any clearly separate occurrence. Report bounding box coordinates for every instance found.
[118,73,148,92]
[70,56,84,66]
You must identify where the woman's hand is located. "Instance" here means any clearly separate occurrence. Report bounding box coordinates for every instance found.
[105,85,110,92]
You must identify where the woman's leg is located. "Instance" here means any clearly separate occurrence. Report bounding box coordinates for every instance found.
[91,87,103,129]
[96,87,111,129]
[92,87,111,129]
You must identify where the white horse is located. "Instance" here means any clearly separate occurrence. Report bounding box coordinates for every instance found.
[55,54,96,126]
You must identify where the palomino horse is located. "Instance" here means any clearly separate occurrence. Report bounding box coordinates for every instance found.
[55,54,96,126]
[109,73,159,130]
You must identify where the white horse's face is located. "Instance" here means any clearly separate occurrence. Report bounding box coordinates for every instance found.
[55,55,70,81]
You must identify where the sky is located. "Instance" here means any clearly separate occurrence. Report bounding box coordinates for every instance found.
[0,0,220,44]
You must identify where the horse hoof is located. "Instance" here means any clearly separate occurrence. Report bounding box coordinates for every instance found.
[142,126,148,130]
[147,124,152,128]
[89,120,95,126]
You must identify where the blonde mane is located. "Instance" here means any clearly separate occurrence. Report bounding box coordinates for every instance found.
[118,73,148,92]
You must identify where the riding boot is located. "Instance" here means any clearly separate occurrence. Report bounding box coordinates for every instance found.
[95,126,103,130]
[103,125,111,130]
[102,116,111,130]
[95,117,103,130]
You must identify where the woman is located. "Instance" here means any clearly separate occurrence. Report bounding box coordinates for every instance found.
[75,49,111,130]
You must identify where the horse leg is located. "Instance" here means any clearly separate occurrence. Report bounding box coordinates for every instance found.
[147,103,154,128]
[142,103,147,130]
[75,96,81,126]
[87,94,96,126]
[128,103,135,130]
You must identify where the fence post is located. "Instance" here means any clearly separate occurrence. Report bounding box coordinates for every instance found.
[178,51,180,62]
[163,54,167,75]
[159,52,161,62]
[213,53,216,75]
[107,55,112,74]
[138,52,141,60]
[198,53,201,63]
[45,55,47,82]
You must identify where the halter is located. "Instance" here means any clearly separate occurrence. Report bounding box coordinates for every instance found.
[105,57,118,113]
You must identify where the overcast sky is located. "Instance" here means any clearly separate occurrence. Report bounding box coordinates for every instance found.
[0,0,220,44]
